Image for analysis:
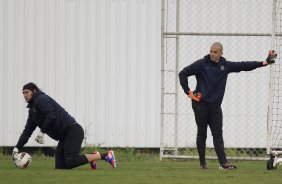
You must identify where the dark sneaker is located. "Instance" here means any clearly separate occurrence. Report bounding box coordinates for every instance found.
[219,163,237,170]
[200,165,208,169]
[105,150,116,169]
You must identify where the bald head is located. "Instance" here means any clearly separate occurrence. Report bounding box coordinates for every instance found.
[210,42,223,63]
[212,42,223,52]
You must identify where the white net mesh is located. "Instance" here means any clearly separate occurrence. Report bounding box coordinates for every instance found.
[270,1,282,150]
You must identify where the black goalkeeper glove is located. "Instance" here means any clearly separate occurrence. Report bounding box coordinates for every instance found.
[266,50,277,64]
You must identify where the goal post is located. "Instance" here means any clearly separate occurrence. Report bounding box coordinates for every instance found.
[266,0,282,169]
[160,0,282,161]
[266,0,277,156]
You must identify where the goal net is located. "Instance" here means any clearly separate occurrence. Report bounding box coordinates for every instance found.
[161,0,282,160]
[267,0,282,155]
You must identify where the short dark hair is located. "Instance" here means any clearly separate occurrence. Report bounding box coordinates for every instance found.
[22,82,39,91]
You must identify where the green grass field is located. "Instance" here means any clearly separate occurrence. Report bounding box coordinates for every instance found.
[1,155,282,184]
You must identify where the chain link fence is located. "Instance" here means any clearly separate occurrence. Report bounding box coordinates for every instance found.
[160,0,282,160]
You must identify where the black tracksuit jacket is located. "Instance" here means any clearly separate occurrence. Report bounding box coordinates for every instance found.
[16,91,76,149]
[179,55,264,106]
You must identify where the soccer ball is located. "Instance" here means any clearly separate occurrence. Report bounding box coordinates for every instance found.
[14,152,32,169]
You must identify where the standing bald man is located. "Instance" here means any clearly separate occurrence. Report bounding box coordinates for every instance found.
[179,42,277,170]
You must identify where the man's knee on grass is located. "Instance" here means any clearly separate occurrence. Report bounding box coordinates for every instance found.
[65,155,88,169]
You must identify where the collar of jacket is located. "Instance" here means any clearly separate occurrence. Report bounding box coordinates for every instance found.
[204,54,227,65]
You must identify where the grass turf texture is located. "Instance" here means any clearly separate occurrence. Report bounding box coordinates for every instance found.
[1,156,282,184]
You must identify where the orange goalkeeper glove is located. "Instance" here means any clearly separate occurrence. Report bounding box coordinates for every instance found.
[188,90,202,102]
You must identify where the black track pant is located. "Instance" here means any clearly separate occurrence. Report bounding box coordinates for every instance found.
[55,123,88,169]
[192,101,227,166]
